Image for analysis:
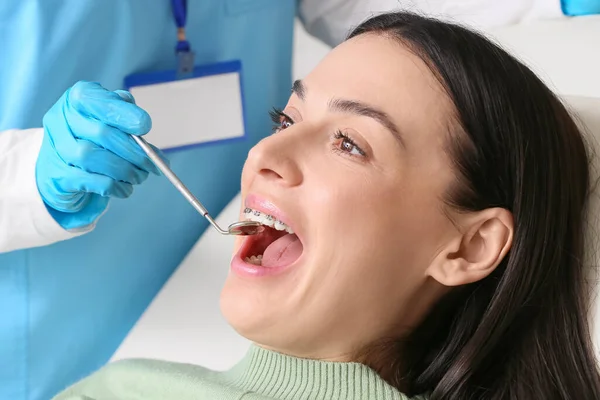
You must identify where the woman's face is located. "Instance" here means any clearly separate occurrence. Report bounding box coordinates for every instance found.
[221,34,459,360]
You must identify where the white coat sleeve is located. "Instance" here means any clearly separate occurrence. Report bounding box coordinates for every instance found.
[0,128,92,253]
[298,0,564,48]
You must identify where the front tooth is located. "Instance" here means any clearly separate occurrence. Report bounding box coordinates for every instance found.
[264,214,276,228]
[274,220,286,231]
[245,209,262,224]
[259,214,274,228]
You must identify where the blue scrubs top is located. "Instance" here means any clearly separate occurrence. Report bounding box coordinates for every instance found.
[0,1,296,399]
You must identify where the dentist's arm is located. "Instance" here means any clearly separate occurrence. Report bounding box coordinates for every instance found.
[0,128,83,252]
[0,81,160,253]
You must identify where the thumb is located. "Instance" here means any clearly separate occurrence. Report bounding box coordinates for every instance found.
[114,90,136,104]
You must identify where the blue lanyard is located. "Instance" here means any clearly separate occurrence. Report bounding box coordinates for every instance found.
[171,0,190,52]
[171,0,194,75]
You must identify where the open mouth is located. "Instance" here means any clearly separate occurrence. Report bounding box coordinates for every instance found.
[241,207,303,269]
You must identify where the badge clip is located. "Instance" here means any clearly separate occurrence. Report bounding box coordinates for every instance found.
[177,51,195,79]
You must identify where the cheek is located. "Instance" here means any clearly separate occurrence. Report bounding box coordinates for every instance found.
[310,170,447,281]
[300,177,447,334]
[303,173,410,288]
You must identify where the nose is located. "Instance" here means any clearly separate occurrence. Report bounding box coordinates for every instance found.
[246,130,304,187]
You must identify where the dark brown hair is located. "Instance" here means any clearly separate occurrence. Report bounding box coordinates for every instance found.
[349,12,600,399]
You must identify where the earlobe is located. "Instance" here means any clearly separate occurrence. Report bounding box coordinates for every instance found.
[428,208,513,287]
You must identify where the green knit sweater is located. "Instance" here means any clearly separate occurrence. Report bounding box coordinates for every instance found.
[53,345,426,400]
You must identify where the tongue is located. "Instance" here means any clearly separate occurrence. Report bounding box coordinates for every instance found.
[261,233,303,268]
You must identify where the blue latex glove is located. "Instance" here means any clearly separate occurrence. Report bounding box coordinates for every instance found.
[561,0,600,16]
[36,81,164,230]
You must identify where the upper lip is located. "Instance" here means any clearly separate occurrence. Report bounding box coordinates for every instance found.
[244,193,302,241]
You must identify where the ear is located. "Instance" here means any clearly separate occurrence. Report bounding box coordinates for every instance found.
[427,208,514,287]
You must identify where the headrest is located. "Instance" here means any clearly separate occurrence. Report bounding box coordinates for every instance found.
[562,96,600,354]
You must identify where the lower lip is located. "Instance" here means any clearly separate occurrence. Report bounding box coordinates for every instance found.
[230,237,301,278]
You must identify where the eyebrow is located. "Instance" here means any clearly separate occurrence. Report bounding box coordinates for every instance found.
[292,79,306,101]
[291,79,405,148]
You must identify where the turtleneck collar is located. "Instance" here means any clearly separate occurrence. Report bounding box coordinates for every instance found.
[223,345,418,400]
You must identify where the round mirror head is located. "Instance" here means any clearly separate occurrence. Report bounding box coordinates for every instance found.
[228,221,265,236]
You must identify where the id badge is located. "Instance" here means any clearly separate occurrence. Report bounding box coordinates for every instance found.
[124,60,245,152]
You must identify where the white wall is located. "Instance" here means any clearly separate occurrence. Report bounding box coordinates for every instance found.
[487,15,600,98]
[292,19,331,80]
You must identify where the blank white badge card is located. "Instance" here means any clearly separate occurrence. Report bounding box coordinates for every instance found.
[126,61,245,151]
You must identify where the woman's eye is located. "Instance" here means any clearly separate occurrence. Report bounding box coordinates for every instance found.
[269,108,294,132]
[280,118,293,129]
[341,138,361,155]
[334,130,366,157]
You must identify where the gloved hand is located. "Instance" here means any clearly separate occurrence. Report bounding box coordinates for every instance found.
[36,81,164,230]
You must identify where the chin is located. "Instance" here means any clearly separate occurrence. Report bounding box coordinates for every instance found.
[220,274,271,340]
[219,275,304,352]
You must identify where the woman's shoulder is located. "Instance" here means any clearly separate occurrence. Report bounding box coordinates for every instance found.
[53,358,241,400]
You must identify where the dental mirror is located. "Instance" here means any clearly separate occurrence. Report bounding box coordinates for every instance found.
[132,135,265,236]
